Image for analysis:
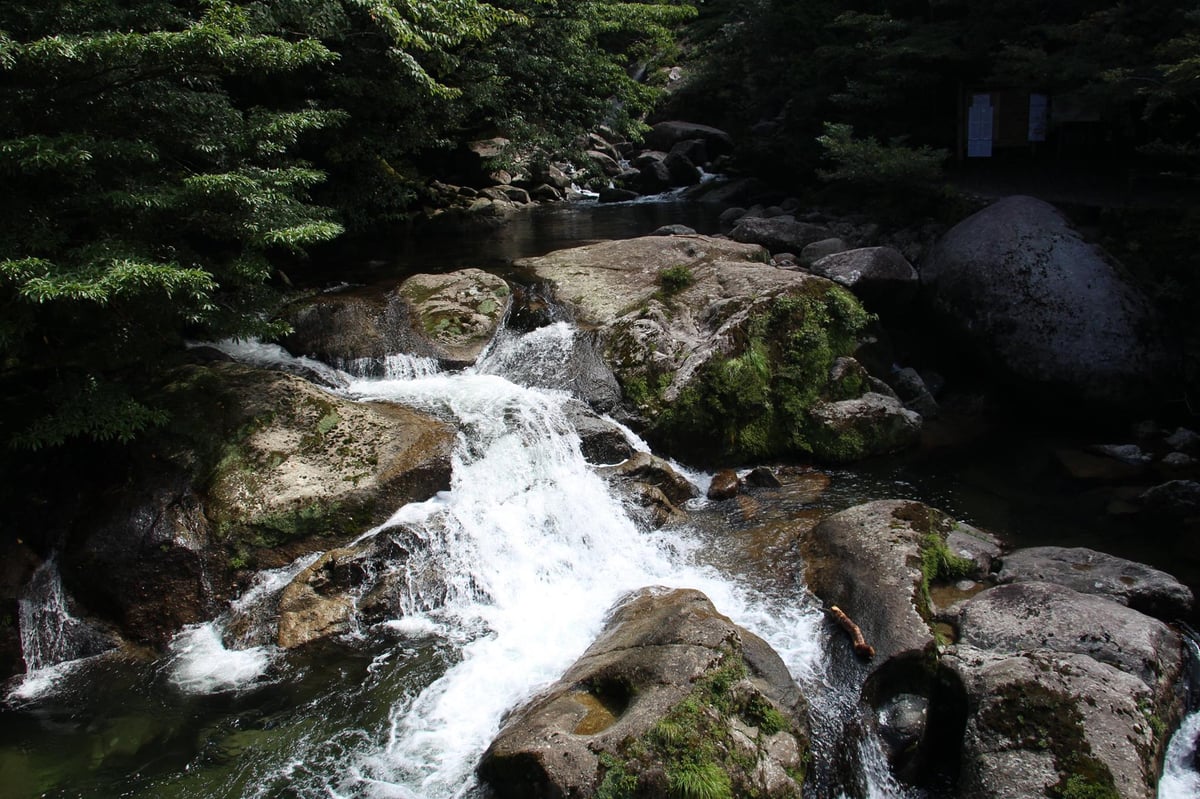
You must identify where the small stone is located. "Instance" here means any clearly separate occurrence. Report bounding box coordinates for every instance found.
[1166,427,1200,453]
[707,469,740,500]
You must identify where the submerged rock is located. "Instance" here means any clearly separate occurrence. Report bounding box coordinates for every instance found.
[477,587,809,799]
[600,452,698,507]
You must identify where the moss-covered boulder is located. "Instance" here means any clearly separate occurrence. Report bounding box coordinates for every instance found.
[59,362,454,647]
[516,235,916,464]
[395,268,511,366]
[478,587,809,799]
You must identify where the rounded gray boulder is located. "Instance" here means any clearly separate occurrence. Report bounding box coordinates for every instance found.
[922,196,1167,407]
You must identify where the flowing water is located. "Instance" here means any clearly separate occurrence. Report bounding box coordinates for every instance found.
[4,199,1199,798]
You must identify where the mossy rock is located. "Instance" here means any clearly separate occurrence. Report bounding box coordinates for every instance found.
[479,588,809,799]
[58,361,455,648]
[396,269,511,366]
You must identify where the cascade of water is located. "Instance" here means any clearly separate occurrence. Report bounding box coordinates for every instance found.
[1159,631,1200,798]
[9,557,113,702]
[339,353,442,381]
[168,554,321,693]
[332,371,817,797]
[171,325,803,798]
[17,558,79,673]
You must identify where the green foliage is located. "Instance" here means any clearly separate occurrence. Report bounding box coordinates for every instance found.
[604,649,804,798]
[596,753,638,799]
[1058,775,1120,799]
[0,0,344,448]
[668,761,732,799]
[658,264,696,294]
[816,123,947,188]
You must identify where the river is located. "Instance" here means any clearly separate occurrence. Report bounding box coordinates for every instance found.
[2,198,1198,798]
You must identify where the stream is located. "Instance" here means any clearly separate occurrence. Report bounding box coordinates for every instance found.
[3,198,1199,798]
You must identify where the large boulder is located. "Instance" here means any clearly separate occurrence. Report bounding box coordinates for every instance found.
[944,645,1183,799]
[921,196,1167,407]
[997,546,1193,621]
[801,500,1188,796]
[943,580,1188,799]
[281,287,405,371]
[283,269,511,371]
[60,362,455,647]
[516,235,907,464]
[478,587,809,799]
[957,581,1179,686]
[801,500,992,685]
[644,121,734,158]
[393,269,512,367]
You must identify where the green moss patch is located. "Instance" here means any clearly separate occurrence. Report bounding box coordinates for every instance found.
[643,285,872,463]
[596,650,806,799]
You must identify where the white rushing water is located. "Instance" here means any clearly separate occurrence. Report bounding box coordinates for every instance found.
[1159,632,1200,799]
[1159,710,1200,799]
[319,325,824,798]
[8,557,108,703]
[168,556,320,694]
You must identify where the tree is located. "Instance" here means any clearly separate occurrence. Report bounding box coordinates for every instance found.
[0,0,343,447]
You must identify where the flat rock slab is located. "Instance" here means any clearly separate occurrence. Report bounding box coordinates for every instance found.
[957,581,1178,686]
[997,546,1193,620]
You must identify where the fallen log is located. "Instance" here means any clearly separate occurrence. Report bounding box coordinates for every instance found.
[829,605,875,659]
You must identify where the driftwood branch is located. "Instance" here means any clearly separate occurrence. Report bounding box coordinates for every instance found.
[829,605,875,659]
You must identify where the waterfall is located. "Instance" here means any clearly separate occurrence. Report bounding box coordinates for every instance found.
[167,555,320,694]
[15,322,1199,798]
[339,353,442,381]
[315,337,824,798]
[1159,630,1200,798]
[9,557,114,702]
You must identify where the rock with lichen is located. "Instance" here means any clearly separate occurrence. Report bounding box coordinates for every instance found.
[282,269,511,371]
[477,587,809,799]
[516,235,918,464]
[944,580,1186,799]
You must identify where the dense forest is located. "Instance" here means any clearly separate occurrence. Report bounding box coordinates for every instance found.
[1,0,1197,452]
